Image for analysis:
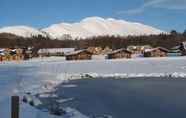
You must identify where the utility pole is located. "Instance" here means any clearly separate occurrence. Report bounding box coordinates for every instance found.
[11,96,19,118]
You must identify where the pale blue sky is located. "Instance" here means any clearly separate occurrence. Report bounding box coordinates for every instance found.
[0,0,186,32]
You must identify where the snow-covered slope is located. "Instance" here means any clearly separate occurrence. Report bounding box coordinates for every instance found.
[0,17,164,39]
[0,26,47,38]
[42,17,164,39]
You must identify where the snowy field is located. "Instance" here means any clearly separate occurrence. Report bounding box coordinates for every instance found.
[1,56,186,118]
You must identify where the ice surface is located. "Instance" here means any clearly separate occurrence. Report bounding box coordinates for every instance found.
[1,56,186,118]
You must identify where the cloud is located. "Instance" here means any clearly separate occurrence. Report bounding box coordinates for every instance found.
[117,6,145,15]
[117,0,186,15]
[146,0,186,9]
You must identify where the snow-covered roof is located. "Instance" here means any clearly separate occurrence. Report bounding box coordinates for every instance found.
[0,52,5,56]
[108,48,132,55]
[61,48,75,54]
[171,45,180,50]
[65,49,92,56]
[0,49,5,52]
[38,48,75,54]
[144,47,169,52]
[169,49,181,53]
[11,49,16,52]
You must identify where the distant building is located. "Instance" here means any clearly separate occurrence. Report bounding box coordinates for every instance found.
[87,47,103,55]
[127,45,152,54]
[144,47,169,57]
[23,47,34,59]
[38,48,75,57]
[107,48,132,59]
[0,48,25,61]
[65,49,92,60]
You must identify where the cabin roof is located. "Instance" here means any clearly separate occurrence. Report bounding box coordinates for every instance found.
[108,48,132,55]
[11,49,16,52]
[38,48,75,54]
[65,49,92,56]
[144,47,169,53]
[128,45,152,48]
[169,49,181,53]
[0,52,5,56]
[171,45,180,50]
[0,48,5,52]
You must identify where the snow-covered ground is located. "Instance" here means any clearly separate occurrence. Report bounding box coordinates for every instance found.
[9,56,186,78]
[1,56,186,118]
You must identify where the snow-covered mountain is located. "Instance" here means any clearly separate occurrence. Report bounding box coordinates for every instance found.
[42,17,164,39]
[0,17,164,39]
[0,26,47,38]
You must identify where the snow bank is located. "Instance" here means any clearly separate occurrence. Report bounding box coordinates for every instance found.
[36,56,186,78]
[83,72,186,78]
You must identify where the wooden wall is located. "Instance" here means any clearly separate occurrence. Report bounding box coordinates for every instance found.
[108,51,131,59]
[144,49,167,57]
[66,52,92,60]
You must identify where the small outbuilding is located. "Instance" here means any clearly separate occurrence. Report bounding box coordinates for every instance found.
[144,47,169,57]
[65,49,92,60]
[107,48,132,59]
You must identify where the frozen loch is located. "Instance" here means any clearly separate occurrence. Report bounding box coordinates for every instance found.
[0,56,186,118]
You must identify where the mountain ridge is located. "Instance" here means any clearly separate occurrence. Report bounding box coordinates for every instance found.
[0,17,165,39]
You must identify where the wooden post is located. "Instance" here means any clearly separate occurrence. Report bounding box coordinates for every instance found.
[11,96,19,118]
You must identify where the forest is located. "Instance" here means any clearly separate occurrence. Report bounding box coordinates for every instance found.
[0,30,186,50]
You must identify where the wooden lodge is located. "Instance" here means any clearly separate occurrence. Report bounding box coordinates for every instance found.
[144,47,169,57]
[0,48,25,62]
[107,48,132,59]
[65,49,92,60]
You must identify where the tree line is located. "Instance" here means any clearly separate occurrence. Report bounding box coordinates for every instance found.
[0,30,186,50]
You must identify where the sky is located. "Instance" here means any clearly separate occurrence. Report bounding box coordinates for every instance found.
[0,0,186,32]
